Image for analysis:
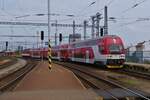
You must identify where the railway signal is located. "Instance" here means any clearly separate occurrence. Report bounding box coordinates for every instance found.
[41,31,44,61]
[6,41,8,51]
[41,31,44,40]
[100,28,104,36]
[59,33,62,43]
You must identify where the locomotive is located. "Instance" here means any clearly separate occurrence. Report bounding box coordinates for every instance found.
[22,35,125,68]
[52,35,125,68]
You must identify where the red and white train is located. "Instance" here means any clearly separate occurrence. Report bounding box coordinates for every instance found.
[22,35,125,68]
[21,48,48,59]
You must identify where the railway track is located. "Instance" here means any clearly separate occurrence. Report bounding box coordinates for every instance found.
[0,57,17,69]
[0,59,38,93]
[72,69,121,100]
[118,69,150,80]
[54,61,150,100]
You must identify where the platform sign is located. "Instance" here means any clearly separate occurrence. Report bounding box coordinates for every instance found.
[45,42,48,45]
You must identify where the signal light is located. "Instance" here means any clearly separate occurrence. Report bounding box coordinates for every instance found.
[59,33,62,42]
[6,41,8,47]
[100,28,103,36]
[6,41,8,51]
[41,31,44,40]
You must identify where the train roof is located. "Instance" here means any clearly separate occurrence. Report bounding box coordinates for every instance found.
[66,35,118,44]
[71,35,119,44]
[52,35,121,48]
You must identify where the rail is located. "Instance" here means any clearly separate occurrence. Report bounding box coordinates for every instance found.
[54,61,150,100]
[0,57,17,69]
[0,59,37,93]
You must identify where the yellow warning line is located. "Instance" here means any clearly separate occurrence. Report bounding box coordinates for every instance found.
[107,65,123,68]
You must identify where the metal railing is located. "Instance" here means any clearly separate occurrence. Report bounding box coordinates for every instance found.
[125,51,150,64]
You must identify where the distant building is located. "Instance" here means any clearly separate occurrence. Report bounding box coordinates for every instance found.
[143,42,150,51]
[126,41,150,63]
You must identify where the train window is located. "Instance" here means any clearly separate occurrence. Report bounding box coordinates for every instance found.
[109,44,123,52]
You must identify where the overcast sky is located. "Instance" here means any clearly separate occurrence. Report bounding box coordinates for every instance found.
[0,0,150,50]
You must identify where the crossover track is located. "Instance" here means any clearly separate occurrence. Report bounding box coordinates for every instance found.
[54,61,150,100]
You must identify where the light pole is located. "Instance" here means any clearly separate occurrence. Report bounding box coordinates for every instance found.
[48,0,51,39]
[48,0,52,70]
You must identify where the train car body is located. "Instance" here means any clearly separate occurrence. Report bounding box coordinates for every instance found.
[21,48,48,59]
[52,35,125,68]
[21,49,31,58]
[21,35,125,68]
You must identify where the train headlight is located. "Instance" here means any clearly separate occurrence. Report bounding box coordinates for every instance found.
[119,54,125,59]
[107,55,112,59]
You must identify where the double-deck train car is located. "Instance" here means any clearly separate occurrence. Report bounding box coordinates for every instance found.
[21,35,125,68]
[21,49,31,58]
[21,48,48,59]
[52,35,125,68]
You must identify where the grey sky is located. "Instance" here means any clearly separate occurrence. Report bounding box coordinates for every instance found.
[0,0,150,50]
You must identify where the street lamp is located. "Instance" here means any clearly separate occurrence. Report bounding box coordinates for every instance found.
[47,0,52,70]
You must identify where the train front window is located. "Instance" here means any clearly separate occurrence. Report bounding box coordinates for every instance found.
[109,44,123,53]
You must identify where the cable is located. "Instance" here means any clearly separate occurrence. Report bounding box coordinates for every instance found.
[60,1,97,23]
[109,16,150,31]
[96,0,117,13]
[120,18,150,27]
[106,0,150,30]
[122,0,148,13]
[75,1,96,16]
[107,0,116,6]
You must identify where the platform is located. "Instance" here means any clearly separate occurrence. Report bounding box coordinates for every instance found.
[14,61,85,91]
[0,90,101,100]
[124,62,150,72]
[0,61,104,100]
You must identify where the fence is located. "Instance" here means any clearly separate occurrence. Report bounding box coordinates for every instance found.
[125,51,150,64]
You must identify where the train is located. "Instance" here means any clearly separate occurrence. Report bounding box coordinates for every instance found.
[21,48,48,59]
[21,35,125,68]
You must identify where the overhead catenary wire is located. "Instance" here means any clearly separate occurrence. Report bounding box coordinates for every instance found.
[107,0,150,29]
[0,1,149,45]
[119,17,150,27]
[122,0,148,13]
[107,0,116,6]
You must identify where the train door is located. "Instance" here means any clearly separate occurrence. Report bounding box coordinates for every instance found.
[86,50,90,63]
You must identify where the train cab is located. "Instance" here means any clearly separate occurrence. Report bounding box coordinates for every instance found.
[98,35,125,68]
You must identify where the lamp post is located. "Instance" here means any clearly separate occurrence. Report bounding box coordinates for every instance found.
[48,0,50,40]
[48,0,52,70]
